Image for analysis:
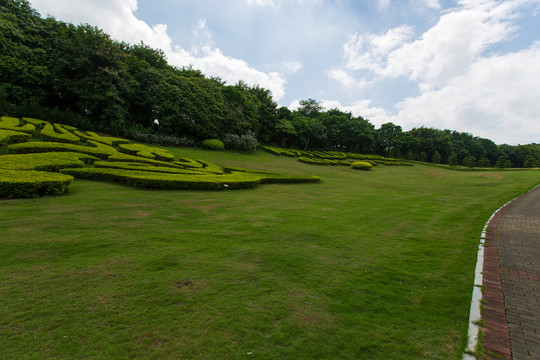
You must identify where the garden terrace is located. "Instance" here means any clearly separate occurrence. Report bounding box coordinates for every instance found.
[0,117,321,198]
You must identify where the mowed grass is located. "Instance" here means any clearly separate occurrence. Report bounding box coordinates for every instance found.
[1,148,538,359]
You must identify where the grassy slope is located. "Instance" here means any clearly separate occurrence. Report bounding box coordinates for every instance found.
[1,148,538,359]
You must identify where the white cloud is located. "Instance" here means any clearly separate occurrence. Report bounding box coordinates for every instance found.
[395,42,540,144]
[283,61,303,74]
[328,69,356,87]
[320,99,397,126]
[343,25,414,74]
[31,0,288,100]
[247,0,277,7]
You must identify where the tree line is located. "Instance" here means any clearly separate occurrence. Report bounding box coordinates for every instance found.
[1,0,538,167]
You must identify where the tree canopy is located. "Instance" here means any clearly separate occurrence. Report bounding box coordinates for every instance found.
[1,0,537,166]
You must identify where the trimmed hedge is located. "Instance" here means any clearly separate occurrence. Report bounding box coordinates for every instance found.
[74,130,130,146]
[0,169,73,199]
[118,143,175,162]
[0,129,32,145]
[202,139,224,151]
[0,116,36,133]
[8,141,118,159]
[0,152,98,172]
[351,161,373,170]
[40,122,80,144]
[93,161,208,175]
[61,167,320,190]
[108,153,185,168]
[174,157,205,169]
[261,146,297,157]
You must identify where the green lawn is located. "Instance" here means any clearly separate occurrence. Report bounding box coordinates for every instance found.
[1,148,538,359]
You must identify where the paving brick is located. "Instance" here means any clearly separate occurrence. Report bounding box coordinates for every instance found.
[484,185,540,360]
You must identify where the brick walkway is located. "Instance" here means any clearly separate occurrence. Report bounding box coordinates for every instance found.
[482,185,540,359]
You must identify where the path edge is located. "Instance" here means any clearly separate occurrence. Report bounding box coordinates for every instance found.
[463,184,540,359]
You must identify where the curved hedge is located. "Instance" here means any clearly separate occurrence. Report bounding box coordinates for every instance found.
[40,122,80,143]
[8,141,118,159]
[118,143,175,162]
[74,130,130,146]
[0,152,98,172]
[0,169,73,199]
[0,129,32,145]
[0,116,36,133]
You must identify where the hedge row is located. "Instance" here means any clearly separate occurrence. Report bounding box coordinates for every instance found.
[0,129,32,145]
[0,116,36,133]
[298,157,352,166]
[8,141,119,159]
[0,169,73,199]
[0,152,98,172]
[40,122,81,143]
[60,167,320,190]
[94,161,209,175]
[118,143,175,162]
[74,130,130,146]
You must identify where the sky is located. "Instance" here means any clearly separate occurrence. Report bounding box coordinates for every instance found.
[30,0,540,145]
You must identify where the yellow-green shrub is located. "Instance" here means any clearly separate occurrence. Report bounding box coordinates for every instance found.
[7,141,118,159]
[351,161,372,170]
[0,169,73,199]
[40,122,80,143]
[0,116,36,133]
[202,139,224,151]
[0,152,98,171]
[0,129,32,145]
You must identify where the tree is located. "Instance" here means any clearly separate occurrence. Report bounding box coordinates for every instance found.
[523,155,538,168]
[496,156,511,168]
[376,123,403,157]
[462,155,477,168]
[431,151,441,164]
[478,157,491,167]
[448,153,459,166]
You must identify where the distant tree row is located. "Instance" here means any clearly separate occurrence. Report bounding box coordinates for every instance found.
[1,0,538,167]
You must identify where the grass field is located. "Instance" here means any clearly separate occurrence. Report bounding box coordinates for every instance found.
[1,148,538,359]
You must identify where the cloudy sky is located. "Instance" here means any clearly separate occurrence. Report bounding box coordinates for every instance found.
[30,0,540,144]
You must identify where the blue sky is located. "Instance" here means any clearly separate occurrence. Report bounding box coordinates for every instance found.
[31,0,540,144]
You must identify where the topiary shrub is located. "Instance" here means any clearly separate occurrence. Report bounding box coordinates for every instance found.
[351,161,372,170]
[202,139,224,151]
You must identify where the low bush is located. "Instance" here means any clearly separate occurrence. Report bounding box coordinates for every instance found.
[7,141,118,159]
[74,130,129,146]
[202,139,224,151]
[0,152,98,172]
[351,161,373,170]
[0,169,73,199]
[40,122,80,144]
[93,161,207,175]
[0,129,32,145]
[118,143,175,162]
[0,116,36,133]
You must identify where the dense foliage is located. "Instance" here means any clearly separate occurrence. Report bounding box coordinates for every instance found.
[1,0,538,167]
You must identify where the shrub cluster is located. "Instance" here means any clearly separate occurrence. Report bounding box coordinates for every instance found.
[1,117,322,197]
[223,131,258,152]
[351,161,373,170]
[202,139,225,151]
[0,169,73,199]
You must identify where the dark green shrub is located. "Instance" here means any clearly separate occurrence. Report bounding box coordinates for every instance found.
[351,161,372,170]
[202,139,224,151]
